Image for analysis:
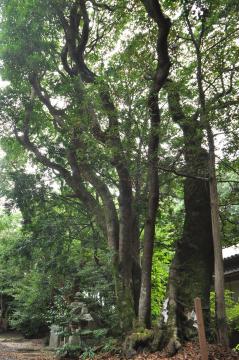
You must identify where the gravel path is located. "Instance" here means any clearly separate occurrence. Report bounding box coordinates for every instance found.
[0,333,55,360]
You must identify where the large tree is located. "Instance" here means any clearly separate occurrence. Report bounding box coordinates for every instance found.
[156,0,239,352]
[0,0,238,353]
[0,0,171,331]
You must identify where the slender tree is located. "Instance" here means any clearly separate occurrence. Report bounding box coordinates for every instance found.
[207,124,229,346]
[139,0,171,328]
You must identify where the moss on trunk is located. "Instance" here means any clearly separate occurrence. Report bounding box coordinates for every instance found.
[123,328,154,357]
[156,152,214,355]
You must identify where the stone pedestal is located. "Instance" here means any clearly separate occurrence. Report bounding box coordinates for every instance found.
[49,324,61,348]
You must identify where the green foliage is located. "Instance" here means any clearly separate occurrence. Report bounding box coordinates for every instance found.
[56,343,82,360]
[55,330,115,359]
[151,195,181,318]
[210,290,239,335]
[151,247,173,318]
[9,270,50,337]
[47,289,71,327]
[81,347,95,360]
[233,343,239,352]
[0,166,118,337]
[101,337,119,353]
[0,0,237,347]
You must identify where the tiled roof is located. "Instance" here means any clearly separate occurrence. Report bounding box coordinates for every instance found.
[223,245,239,276]
[224,268,239,276]
[223,245,239,259]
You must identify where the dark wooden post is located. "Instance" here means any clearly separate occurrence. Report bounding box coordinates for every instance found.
[194,297,209,360]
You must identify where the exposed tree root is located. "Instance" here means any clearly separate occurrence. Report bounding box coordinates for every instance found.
[123,329,154,358]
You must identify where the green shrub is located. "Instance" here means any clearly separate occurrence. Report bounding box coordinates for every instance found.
[56,344,82,359]
[210,290,239,337]
[233,343,239,352]
[81,347,95,360]
[9,271,51,337]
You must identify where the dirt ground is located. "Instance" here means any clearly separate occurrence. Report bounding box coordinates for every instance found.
[0,334,238,360]
[137,342,239,359]
[0,332,55,360]
[96,341,239,360]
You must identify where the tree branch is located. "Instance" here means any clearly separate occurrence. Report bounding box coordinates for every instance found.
[14,102,107,234]
[158,165,208,181]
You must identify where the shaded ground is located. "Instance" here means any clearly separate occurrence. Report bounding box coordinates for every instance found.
[0,332,55,360]
[0,335,238,360]
[96,342,239,360]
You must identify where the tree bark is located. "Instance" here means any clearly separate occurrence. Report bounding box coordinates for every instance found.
[159,83,214,354]
[138,0,171,328]
[207,125,229,347]
[13,0,168,335]
[132,211,141,316]
[185,7,229,346]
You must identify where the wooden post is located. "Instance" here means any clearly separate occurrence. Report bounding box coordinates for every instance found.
[194,297,209,360]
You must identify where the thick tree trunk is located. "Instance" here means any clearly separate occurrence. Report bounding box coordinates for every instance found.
[159,83,214,354]
[190,15,229,347]
[116,208,141,329]
[117,179,135,332]
[160,169,214,353]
